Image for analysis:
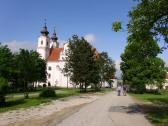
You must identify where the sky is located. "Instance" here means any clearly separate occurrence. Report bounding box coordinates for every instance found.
[0,0,167,76]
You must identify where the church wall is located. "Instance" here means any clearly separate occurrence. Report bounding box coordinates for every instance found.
[47,61,73,87]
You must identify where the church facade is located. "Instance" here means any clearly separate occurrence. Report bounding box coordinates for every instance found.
[36,23,118,88]
[37,23,71,87]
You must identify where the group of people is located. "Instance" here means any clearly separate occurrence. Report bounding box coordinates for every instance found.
[117,85,127,96]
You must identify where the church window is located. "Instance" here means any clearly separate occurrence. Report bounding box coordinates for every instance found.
[41,41,43,45]
[48,74,51,78]
[48,66,52,70]
[46,41,48,46]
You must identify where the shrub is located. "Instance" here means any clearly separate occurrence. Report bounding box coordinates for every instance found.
[39,88,56,97]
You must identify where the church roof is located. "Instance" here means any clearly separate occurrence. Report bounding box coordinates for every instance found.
[48,48,64,61]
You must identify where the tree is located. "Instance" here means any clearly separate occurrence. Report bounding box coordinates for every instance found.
[16,49,46,98]
[64,35,100,92]
[112,0,167,92]
[128,0,168,45]
[0,43,14,80]
[97,52,116,88]
[121,35,166,93]
[0,77,8,104]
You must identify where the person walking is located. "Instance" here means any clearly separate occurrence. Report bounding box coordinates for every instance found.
[123,85,127,96]
[117,85,121,96]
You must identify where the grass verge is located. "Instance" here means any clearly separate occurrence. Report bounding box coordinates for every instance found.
[0,87,112,113]
[130,91,168,126]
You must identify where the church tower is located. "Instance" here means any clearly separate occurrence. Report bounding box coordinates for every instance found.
[37,21,50,60]
[51,28,59,48]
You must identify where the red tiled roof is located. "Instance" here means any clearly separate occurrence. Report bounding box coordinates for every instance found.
[48,48,64,61]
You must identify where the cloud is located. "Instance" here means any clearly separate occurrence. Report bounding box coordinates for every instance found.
[84,34,96,43]
[115,60,121,70]
[3,40,36,52]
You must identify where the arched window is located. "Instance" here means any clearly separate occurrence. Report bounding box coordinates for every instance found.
[46,41,48,46]
[41,41,43,45]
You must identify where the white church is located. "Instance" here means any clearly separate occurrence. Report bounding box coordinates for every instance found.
[37,23,72,87]
[36,23,118,88]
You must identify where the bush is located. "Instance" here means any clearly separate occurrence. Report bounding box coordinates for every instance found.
[39,88,56,97]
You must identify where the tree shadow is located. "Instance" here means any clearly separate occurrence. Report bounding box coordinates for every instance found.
[0,98,25,108]
[146,97,168,105]
[109,103,168,125]
[109,104,141,114]
[138,104,168,125]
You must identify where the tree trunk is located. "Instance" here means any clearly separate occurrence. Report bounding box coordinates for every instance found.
[84,84,87,92]
[67,76,69,88]
[24,81,29,99]
[0,95,5,105]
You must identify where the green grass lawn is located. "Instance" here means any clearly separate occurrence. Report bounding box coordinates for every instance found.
[130,91,168,126]
[0,87,112,113]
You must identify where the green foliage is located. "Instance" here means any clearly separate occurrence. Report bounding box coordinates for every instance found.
[117,0,168,92]
[97,52,116,86]
[0,43,14,80]
[112,21,122,32]
[0,77,8,103]
[64,35,101,92]
[121,35,166,92]
[39,88,56,97]
[15,49,47,98]
[128,0,168,46]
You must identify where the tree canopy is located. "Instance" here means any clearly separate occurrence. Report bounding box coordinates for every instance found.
[112,0,167,92]
[0,43,47,99]
[64,35,116,91]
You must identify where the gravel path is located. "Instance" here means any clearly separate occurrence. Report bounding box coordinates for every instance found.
[0,95,100,126]
[56,92,153,126]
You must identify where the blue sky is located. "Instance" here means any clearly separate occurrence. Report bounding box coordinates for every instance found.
[0,0,167,72]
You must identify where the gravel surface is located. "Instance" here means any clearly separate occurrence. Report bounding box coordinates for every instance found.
[56,92,153,126]
[0,95,100,126]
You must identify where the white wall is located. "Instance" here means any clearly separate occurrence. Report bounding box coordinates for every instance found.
[47,61,73,87]
[37,36,50,59]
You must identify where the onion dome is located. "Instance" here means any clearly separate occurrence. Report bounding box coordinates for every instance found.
[40,21,49,36]
[51,28,58,41]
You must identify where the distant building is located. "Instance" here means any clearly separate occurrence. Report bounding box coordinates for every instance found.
[146,72,168,90]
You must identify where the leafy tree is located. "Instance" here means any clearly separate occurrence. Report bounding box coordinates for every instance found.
[97,52,116,88]
[16,49,46,98]
[128,0,168,45]
[121,36,166,92]
[0,43,14,80]
[112,0,167,92]
[64,35,100,92]
[0,77,8,104]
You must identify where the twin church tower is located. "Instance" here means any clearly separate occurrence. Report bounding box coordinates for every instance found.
[37,22,59,60]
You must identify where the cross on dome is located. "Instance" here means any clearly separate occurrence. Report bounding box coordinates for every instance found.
[40,19,49,36]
